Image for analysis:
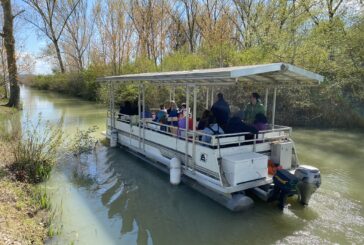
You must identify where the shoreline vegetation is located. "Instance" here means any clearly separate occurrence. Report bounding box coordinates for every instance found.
[0,102,100,244]
[0,105,50,244]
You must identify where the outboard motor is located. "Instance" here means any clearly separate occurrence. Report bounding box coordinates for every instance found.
[294,165,321,205]
[272,169,299,210]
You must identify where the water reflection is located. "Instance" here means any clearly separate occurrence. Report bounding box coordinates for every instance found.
[18,86,364,245]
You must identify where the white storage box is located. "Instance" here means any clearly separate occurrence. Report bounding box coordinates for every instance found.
[271,141,293,169]
[222,152,268,186]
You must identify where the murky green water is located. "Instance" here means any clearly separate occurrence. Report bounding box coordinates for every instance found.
[19,86,364,245]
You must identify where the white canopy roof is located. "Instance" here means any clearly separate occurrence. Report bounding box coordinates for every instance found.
[97,63,324,86]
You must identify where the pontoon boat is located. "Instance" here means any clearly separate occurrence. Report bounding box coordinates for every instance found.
[98,63,323,211]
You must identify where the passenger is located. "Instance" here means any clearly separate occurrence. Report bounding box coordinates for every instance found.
[201,115,224,143]
[244,92,265,124]
[225,116,258,135]
[178,111,193,138]
[197,110,211,130]
[154,104,167,123]
[211,93,230,129]
[119,101,133,115]
[235,103,245,120]
[130,100,139,115]
[253,113,268,131]
[167,101,179,127]
[178,103,187,118]
[140,105,152,118]
[159,114,168,132]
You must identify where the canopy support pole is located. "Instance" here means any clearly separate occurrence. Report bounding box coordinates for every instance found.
[142,83,146,151]
[110,81,115,129]
[264,88,269,114]
[210,87,214,108]
[138,82,141,149]
[272,87,277,129]
[169,86,172,102]
[192,86,197,172]
[172,86,175,101]
[185,85,190,168]
[206,87,209,109]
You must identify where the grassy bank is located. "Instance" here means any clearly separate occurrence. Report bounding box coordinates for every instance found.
[0,106,51,244]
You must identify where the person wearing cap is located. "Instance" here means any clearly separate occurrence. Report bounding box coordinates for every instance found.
[211,92,230,129]
[244,92,265,124]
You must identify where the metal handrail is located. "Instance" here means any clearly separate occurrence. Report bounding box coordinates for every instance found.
[110,114,291,148]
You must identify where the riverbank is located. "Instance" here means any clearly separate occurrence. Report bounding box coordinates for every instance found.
[0,105,50,244]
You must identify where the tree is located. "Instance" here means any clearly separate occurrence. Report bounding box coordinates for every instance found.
[0,0,19,107]
[0,37,8,98]
[61,0,94,72]
[22,0,81,73]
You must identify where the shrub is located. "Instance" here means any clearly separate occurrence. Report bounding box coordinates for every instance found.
[67,126,99,157]
[11,114,64,183]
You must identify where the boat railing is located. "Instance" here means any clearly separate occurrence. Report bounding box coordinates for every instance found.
[110,113,292,149]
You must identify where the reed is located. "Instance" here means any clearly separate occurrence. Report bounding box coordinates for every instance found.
[11,114,64,183]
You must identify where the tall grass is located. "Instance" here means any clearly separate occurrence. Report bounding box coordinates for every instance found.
[11,114,64,183]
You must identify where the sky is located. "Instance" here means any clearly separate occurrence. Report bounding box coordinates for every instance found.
[13,0,52,75]
[21,32,52,75]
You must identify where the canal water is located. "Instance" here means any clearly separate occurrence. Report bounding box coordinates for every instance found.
[19,86,364,245]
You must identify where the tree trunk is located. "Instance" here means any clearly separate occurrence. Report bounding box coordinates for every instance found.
[0,41,8,99]
[53,38,65,73]
[1,0,19,107]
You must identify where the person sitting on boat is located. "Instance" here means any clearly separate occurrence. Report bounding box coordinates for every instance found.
[178,103,187,118]
[235,102,245,120]
[119,101,133,115]
[211,93,230,129]
[201,115,224,143]
[178,111,193,138]
[253,113,268,131]
[244,92,265,124]
[225,115,257,141]
[167,101,179,127]
[225,115,258,134]
[140,105,152,118]
[197,109,211,130]
[154,104,167,123]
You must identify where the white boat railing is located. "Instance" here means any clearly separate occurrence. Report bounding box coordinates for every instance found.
[109,112,292,149]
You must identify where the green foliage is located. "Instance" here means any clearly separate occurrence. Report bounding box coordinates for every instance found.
[68,126,99,157]
[11,114,64,183]
[33,188,51,210]
[162,51,207,71]
[29,72,100,101]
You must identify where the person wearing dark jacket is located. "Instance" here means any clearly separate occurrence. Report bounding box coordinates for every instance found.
[225,116,258,141]
[211,93,230,129]
[197,110,211,130]
[225,116,258,134]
